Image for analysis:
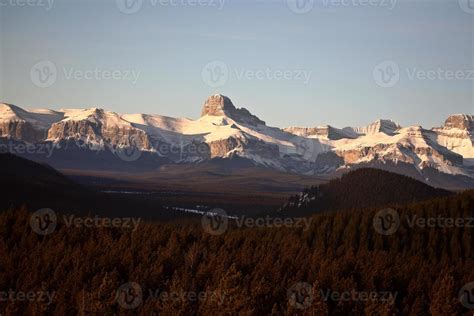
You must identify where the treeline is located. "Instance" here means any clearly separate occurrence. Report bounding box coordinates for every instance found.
[279,168,451,217]
[0,191,473,315]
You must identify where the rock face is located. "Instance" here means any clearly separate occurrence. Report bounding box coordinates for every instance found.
[335,142,462,167]
[207,137,243,157]
[48,109,152,151]
[201,94,235,117]
[348,119,401,135]
[207,135,279,159]
[0,121,47,143]
[0,103,58,142]
[201,94,266,126]
[443,114,474,131]
[284,126,357,140]
[432,115,474,166]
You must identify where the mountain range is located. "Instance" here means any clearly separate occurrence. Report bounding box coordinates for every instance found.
[1,94,473,190]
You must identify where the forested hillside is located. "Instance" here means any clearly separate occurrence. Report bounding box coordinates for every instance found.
[279,168,452,217]
[0,190,472,315]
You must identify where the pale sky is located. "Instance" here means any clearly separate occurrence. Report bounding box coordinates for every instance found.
[0,0,473,129]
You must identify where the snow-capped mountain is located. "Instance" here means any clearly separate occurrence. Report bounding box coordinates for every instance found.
[0,95,473,189]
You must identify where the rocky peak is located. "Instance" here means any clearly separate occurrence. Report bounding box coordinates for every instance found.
[201,94,235,117]
[351,119,401,135]
[201,94,265,126]
[443,114,474,131]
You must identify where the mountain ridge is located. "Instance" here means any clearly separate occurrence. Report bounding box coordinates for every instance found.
[0,95,473,190]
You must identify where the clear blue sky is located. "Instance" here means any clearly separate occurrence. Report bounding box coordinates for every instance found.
[0,0,473,128]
